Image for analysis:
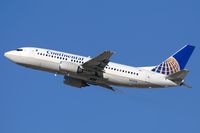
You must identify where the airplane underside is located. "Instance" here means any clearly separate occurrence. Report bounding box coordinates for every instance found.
[19,62,166,89]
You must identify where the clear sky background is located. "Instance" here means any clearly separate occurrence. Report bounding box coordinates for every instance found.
[0,0,200,133]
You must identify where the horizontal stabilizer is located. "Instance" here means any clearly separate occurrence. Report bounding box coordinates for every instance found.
[167,69,189,84]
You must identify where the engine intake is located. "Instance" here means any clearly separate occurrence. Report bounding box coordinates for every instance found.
[59,61,83,73]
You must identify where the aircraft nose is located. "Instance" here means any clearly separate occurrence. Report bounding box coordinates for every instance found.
[4,51,17,61]
[4,51,11,59]
[4,50,23,64]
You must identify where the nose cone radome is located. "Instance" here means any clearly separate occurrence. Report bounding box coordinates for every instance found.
[4,51,12,59]
[4,51,19,62]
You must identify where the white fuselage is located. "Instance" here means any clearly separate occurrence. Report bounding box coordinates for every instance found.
[4,47,177,88]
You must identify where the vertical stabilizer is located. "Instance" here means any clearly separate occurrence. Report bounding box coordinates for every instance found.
[152,45,195,75]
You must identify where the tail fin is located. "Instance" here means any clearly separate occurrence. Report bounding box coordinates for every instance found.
[152,45,195,75]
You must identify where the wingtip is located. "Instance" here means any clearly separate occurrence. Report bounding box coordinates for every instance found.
[105,50,116,54]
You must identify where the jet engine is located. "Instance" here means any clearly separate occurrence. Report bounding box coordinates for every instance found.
[63,76,89,88]
[59,61,83,73]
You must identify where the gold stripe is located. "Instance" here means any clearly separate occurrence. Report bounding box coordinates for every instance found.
[170,62,176,73]
[155,64,160,72]
[164,62,167,75]
[168,62,174,74]
[160,62,164,74]
[167,62,171,75]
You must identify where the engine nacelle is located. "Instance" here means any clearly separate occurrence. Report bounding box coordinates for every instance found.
[63,76,89,88]
[59,61,83,73]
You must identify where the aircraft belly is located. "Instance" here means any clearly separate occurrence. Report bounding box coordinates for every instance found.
[103,73,133,87]
[103,73,163,88]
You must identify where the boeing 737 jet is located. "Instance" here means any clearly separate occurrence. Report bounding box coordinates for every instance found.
[4,45,195,91]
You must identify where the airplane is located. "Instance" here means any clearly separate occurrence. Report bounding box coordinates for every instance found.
[4,45,195,91]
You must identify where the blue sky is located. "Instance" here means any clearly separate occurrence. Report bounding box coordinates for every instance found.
[0,0,200,133]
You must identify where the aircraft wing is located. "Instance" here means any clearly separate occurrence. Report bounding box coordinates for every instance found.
[96,83,116,91]
[82,51,114,71]
[80,51,115,90]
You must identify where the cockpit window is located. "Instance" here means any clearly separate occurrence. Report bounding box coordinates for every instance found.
[16,48,23,51]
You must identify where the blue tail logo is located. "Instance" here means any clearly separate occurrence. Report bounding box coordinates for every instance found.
[152,45,195,75]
